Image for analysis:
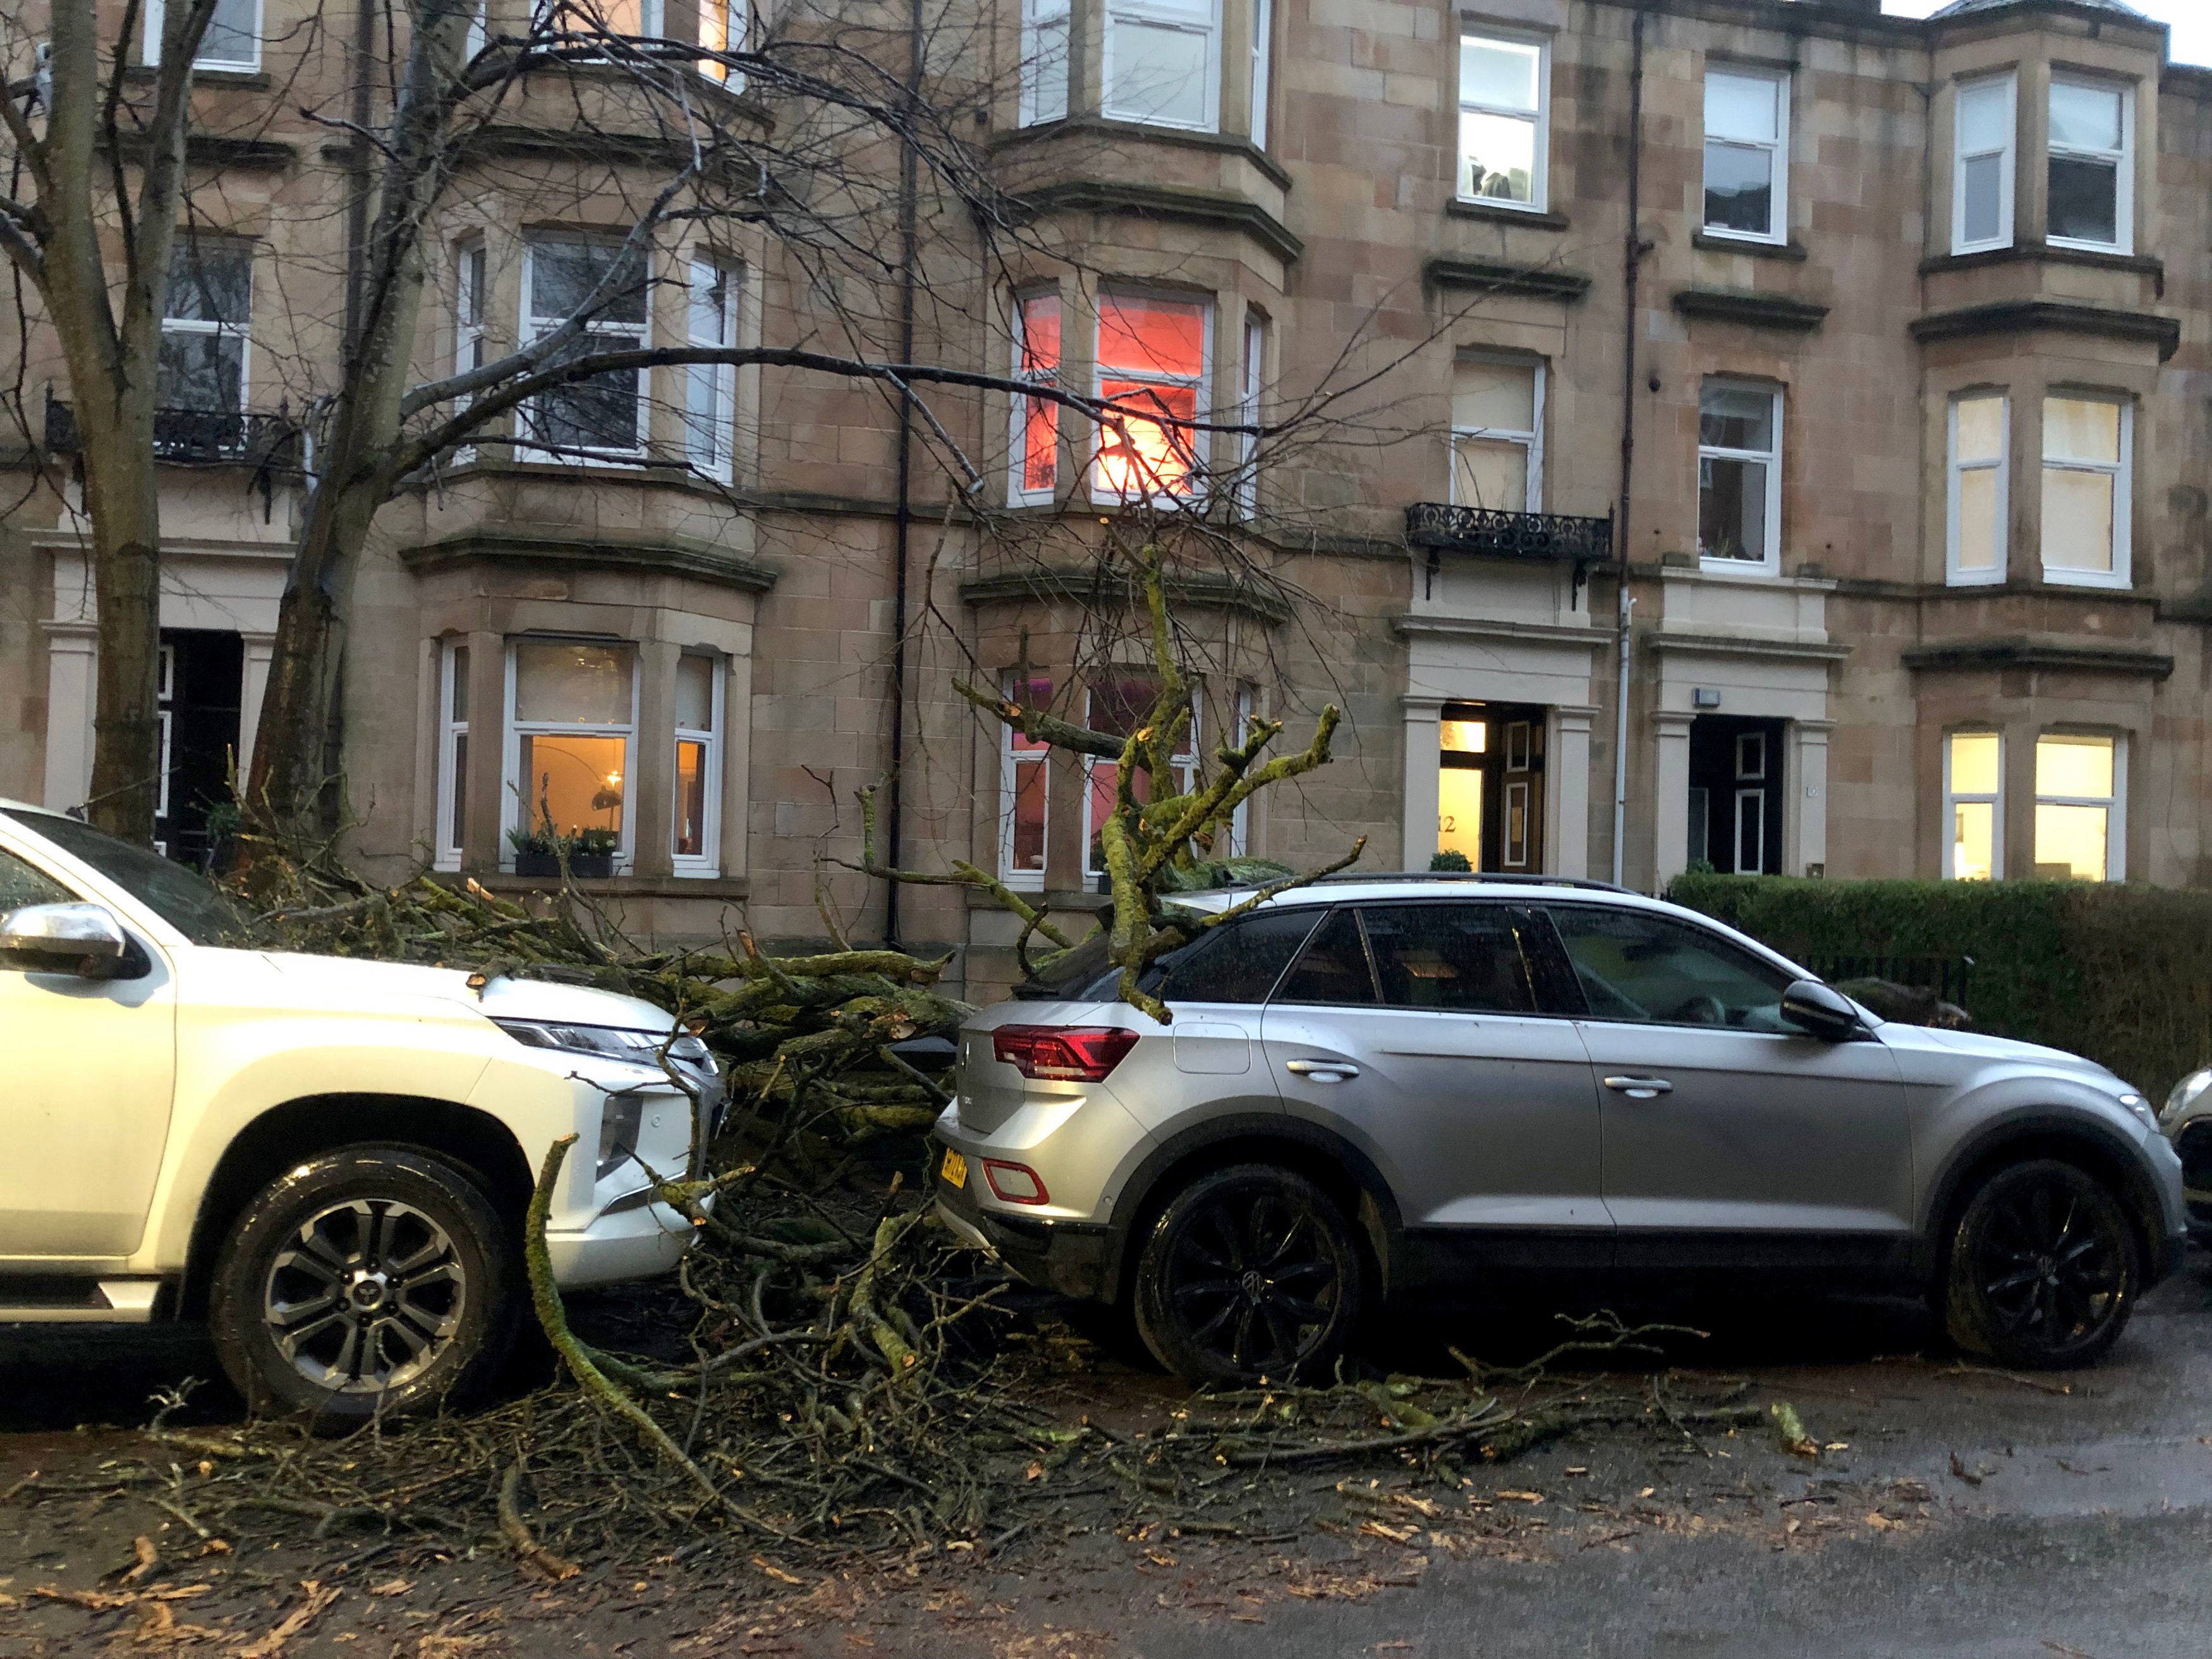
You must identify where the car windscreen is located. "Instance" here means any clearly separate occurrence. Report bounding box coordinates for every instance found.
[3,810,252,946]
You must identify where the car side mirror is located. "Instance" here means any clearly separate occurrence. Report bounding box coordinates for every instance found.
[0,902,138,979]
[1780,978,1865,1042]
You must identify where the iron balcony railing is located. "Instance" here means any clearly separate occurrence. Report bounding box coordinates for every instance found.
[44,389,300,469]
[1404,502,1615,564]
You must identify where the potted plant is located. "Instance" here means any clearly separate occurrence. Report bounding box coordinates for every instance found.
[507,820,567,878]
[571,827,618,879]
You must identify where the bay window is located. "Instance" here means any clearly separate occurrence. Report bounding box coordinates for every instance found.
[505,640,638,868]
[1085,676,1196,878]
[1248,0,1272,147]
[685,257,741,482]
[1451,358,1542,513]
[1947,392,2007,585]
[435,641,471,872]
[1234,313,1265,518]
[453,240,487,461]
[1953,74,2015,253]
[1105,0,1220,131]
[1458,33,1546,209]
[2034,734,2123,881]
[2040,394,2130,587]
[1011,291,1061,502]
[1703,68,1787,243]
[1228,682,1256,856]
[1943,731,2000,881]
[1021,0,1072,125]
[144,0,260,70]
[672,655,722,874]
[999,673,1053,889]
[1697,380,1780,571]
[2048,77,2130,252]
[519,235,650,463]
[161,240,252,420]
[1092,292,1209,502]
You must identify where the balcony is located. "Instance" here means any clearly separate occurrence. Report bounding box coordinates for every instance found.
[1406,502,1615,604]
[44,390,301,470]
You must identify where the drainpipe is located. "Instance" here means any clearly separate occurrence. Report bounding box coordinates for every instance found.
[1610,3,1648,889]
[883,0,923,950]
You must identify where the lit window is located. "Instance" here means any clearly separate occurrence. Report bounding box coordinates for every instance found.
[1021,0,1071,125]
[2034,734,2122,881]
[505,640,637,868]
[1092,293,1209,502]
[2048,78,2130,252]
[1697,380,1780,571]
[1947,392,2007,585]
[1234,313,1265,518]
[1011,291,1060,502]
[1458,33,1546,208]
[1703,69,1787,243]
[1105,0,1221,131]
[436,641,471,872]
[685,257,741,482]
[1953,74,2015,253]
[696,0,745,82]
[673,655,721,874]
[160,241,252,439]
[519,236,650,463]
[2041,396,2130,587]
[1085,676,1197,878]
[999,673,1053,889]
[1943,731,2000,880]
[1451,358,1542,513]
[144,0,261,70]
[537,0,660,35]
[1249,0,1272,147]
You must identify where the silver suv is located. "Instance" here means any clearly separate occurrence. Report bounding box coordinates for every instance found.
[932,877,2186,1384]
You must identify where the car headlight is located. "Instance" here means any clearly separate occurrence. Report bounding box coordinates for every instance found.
[599,1090,648,1179]
[495,1018,715,1073]
[2162,1069,2212,1127]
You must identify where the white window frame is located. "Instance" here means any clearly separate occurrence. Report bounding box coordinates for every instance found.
[143,0,264,70]
[1083,680,1198,879]
[1234,312,1264,519]
[2034,732,2125,882]
[1009,289,1060,505]
[1942,729,2003,881]
[696,0,746,84]
[1449,355,1544,513]
[466,0,486,61]
[684,255,741,483]
[1696,379,1782,575]
[1952,72,2016,255]
[1103,0,1223,133]
[1457,30,1548,212]
[155,645,178,825]
[1090,289,1213,506]
[518,235,650,466]
[435,639,470,872]
[997,671,1051,891]
[2047,74,2133,255]
[672,654,723,877]
[1020,0,1072,126]
[161,240,253,415]
[500,639,641,873]
[1701,66,1789,246]
[1946,391,2008,587]
[1248,0,1272,149]
[2039,393,2132,590]
[453,238,488,462]
[1227,681,1256,856]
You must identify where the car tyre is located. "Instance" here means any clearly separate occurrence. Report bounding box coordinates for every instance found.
[209,1146,519,1426]
[1943,1157,2139,1370]
[1133,1164,1367,1387]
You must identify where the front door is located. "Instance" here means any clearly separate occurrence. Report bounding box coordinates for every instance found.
[1436,703,1547,873]
[1543,902,1911,1271]
[156,629,245,870]
[1260,902,1608,1277]
[0,843,179,1261]
[1687,715,1784,875]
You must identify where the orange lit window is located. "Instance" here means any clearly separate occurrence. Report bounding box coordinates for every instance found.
[1093,293,1208,501]
[1012,293,1060,500]
[1083,676,1197,876]
[1000,673,1054,887]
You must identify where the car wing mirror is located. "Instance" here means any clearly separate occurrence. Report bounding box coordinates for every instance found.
[0,902,140,979]
[1779,978,1866,1042]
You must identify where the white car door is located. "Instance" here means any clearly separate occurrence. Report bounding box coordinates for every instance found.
[0,841,179,1261]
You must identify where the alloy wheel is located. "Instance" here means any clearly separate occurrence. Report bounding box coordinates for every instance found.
[1162,1188,1344,1376]
[1972,1170,2129,1356]
[262,1198,468,1394]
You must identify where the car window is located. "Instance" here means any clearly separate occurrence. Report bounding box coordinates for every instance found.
[1547,905,1792,1031]
[1271,908,1378,1006]
[0,848,75,916]
[1,810,249,946]
[1360,903,1538,1014]
[1162,908,1324,1005]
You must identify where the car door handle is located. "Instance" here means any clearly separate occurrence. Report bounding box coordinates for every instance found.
[1285,1059,1361,1083]
[1602,1075,1674,1099]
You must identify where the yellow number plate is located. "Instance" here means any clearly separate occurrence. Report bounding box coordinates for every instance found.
[940,1149,968,1189]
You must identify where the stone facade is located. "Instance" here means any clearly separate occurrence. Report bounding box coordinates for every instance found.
[3,0,2207,1002]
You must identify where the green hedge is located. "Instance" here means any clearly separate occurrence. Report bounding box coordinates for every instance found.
[1666,875,2212,1099]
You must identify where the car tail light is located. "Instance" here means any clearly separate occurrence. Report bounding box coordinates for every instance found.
[991,1024,1140,1082]
[983,1160,1050,1205]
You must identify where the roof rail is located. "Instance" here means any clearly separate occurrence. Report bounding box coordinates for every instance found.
[1307,872,1640,896]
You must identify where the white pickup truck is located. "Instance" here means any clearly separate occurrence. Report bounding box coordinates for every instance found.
[0,801,715,1422]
